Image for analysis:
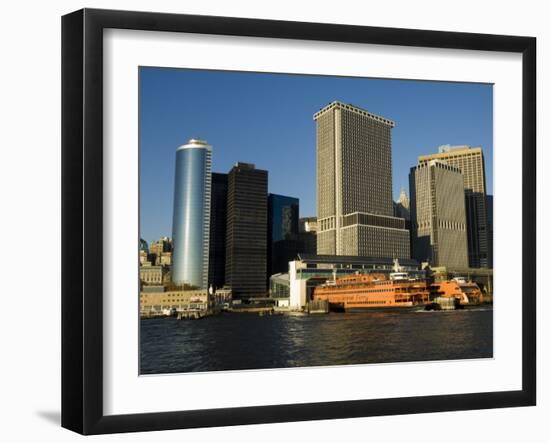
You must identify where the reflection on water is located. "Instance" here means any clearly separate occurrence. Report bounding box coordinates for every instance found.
[140,307,493,374]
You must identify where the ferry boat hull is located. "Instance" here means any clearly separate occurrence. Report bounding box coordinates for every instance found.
[312,273,431,312]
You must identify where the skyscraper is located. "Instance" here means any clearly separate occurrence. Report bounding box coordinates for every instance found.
[208,172,228,290]
[171,139,212,288]
[225,162,268,298]
[314,101,410,259]
[486,194,493,268]
[409,160,469,269]
[393,188,410,221]
[268,194,300,276]
[418,145,489,268]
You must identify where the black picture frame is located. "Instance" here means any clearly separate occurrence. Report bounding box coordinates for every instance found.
[61,8,536,435]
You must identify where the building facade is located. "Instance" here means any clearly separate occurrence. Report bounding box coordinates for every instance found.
[139,265,171,286]
[225,162,268,298]
[299,217,318,233]
[171,139,212,288]
[486,194,493,268]
[409,160,469,269]
[393,188,410,221]
[139,238,153,265]
[149,237,171,255]
[418,145,489,268]
[149,237,172,266]
[208,172,228,290]
[298,216,318,255]
[140,288,210,315]
[314,101,410,259]
[268,194,301,276]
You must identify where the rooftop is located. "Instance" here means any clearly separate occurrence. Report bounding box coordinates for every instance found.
[296,253,419,267]
[412,160,462,173]
[313,101,395,127]
[418,145,483,160]
[177,138,212,151]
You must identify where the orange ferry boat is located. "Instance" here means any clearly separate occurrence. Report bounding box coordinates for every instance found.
[312,273,430,312]
[430,277,483,305]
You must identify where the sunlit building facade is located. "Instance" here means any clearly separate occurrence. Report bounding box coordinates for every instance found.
[418,145,489,268]
[314,101,410,259]
[410,160,469,269]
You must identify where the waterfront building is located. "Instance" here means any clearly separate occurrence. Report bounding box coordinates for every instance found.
[269,253,422,310]
[139,265,171,286]
[140,287,232,316]
[140,288,210,316]
[268,193,301,276]
[418,145,489,268]
[171,139,212,288]
[225,162,268,298]
[208,172,228,289]
[409,160,469,269]
[314,101,410,259]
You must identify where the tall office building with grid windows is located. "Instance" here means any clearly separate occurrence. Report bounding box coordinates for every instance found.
[409,160,469,269]
[418,145,489,268]
[314,101,410,259]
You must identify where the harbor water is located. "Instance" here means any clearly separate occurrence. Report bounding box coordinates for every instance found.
[140,307,493,374]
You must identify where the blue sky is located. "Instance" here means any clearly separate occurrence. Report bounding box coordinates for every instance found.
[140,67,493,244]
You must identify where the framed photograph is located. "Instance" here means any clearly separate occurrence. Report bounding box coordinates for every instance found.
[61,8,536,435]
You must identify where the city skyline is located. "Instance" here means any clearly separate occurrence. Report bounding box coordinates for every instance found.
[140,67,493,243]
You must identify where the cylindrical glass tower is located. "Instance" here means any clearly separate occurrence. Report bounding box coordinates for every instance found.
[171,139,212,288]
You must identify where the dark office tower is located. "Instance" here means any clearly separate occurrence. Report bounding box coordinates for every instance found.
[208,173,228,290]
[268,194,300,276]
[225,163,268,298]
[486,194,493,268]
[418,145,489,268]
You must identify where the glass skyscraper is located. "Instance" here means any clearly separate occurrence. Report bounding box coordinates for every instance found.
[171,139,212,288]
[268,194,300,276]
